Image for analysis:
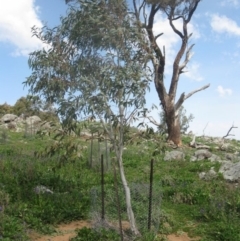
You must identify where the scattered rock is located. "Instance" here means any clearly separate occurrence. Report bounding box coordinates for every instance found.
[199,167,217,180]
[225,153,240,162]
[220,143,231,151]
[208,154,221,162]
[219,161,240,181]
[194,149,212,160]
[196,145,211,149]
[164,151,185,161]
[190,156,197,162]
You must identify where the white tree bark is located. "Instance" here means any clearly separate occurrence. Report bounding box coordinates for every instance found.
[116,149,140,235]
[98,105,140,235]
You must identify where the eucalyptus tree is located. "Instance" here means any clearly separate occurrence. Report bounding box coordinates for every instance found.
[132,0,209,145]
[63,0,209,146]
[25,0,149,235]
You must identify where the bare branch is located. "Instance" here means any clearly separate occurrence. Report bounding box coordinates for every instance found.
[179,44,195,72]
[139,0,146,16]
[174,92,185,111]
[188,32,193,39]
[222,123,238,139]
[172,15,184,21]
[186,0,201,23]
[125,108,138,125]
[189,134,196,147]
[146,5,164,60]
[143,2,148,26]
[146,116,160,127]
[169,15,184,39]
[189,134,210,149]
[155,33,163,41]
[133,0,146,21]
[184,84,210,101]
[175,84,210,111]
[133,0,139,19]
[168,22,188,98]
[202,122,209,136]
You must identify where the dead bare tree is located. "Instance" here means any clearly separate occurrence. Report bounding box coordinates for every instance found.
[202,122,209,137]
[133,0,209,146]
[222,123,238,140]
[189,134,211,149]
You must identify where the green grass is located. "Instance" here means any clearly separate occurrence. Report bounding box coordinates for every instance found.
[0,130,240,240]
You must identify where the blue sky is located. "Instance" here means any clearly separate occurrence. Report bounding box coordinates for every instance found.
[0,0,240,139]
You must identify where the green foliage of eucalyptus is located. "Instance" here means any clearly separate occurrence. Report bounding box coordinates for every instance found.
[25,0,150,125]
[35,122,87,167]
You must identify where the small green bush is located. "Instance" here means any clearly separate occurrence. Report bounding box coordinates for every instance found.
[71,227,119,241]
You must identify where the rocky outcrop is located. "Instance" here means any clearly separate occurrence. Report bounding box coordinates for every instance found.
[187,147,240,181]
[80,131,93,139]
[40,121,52,130]
[1,114,18,123]
[26,116,41,125]
[0,113,51,133]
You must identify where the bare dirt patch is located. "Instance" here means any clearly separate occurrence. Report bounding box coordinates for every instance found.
[167,232,201,241]
[28,220,200,241]
[28,220,91,241]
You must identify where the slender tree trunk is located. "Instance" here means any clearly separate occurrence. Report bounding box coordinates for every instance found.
[116,148,140,235]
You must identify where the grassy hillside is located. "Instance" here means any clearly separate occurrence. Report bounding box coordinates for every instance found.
[0,129,240,240]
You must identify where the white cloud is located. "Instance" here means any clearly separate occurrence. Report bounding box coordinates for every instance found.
[210,14,240,36]
[220,0,240,7]
[216,85,233,97]
[0,0,44,56]
[184,62,203,82]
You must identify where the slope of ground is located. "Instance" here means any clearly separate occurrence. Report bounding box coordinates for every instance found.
[28,220,200,241]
